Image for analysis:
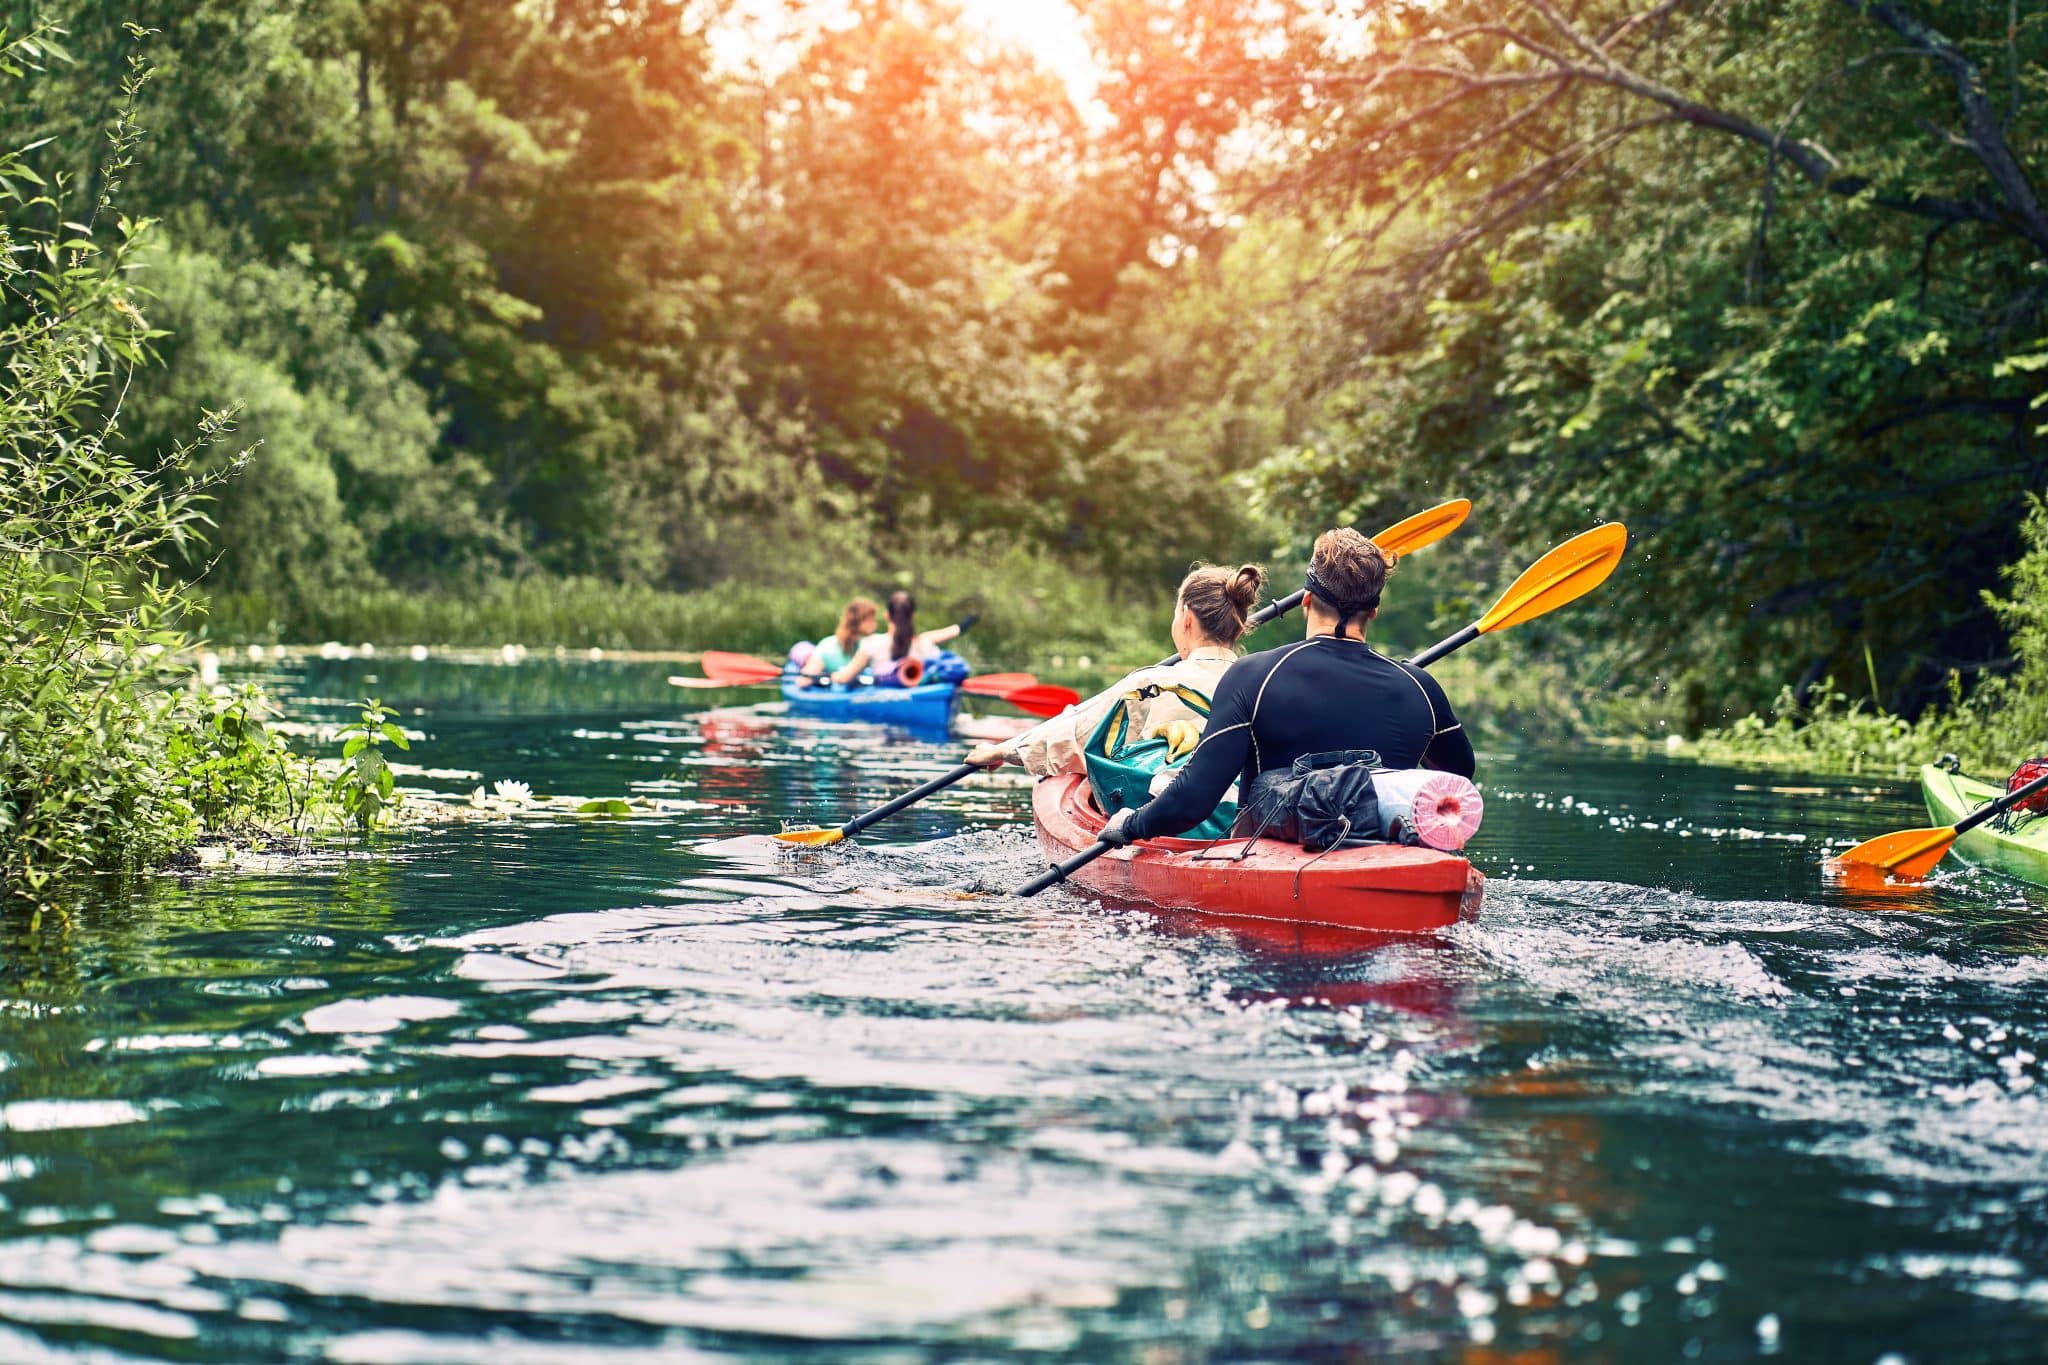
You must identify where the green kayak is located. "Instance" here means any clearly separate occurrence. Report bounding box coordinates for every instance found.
[1919,763,2048,888]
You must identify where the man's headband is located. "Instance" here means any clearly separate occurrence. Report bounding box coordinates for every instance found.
[1304,568,1379,626]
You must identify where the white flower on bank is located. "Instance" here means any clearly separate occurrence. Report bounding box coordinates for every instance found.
[492,779,533,805]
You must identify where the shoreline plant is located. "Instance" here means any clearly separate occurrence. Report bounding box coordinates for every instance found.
[0,23,399,913]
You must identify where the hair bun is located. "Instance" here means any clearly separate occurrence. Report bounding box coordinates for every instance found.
[1228,564,1265,612]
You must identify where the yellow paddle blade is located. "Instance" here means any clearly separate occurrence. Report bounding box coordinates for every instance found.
[1477,522,1629,634]
[772,826,846,847]
[1373,498,1472,561]
[1829,825,1958,879]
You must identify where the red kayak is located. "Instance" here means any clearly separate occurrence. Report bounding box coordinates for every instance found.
[1031,773,1483,934]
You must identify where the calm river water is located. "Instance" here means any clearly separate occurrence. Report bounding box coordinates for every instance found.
[3,655,2046,1362]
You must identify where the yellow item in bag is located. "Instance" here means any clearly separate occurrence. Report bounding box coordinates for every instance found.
[1144,717,1202,763]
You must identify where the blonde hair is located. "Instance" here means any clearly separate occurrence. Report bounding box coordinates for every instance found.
[1177,563,1266,645]
[836,597,878,652]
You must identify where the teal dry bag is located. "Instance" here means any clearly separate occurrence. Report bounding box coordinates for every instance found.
[1081,683,1237,841]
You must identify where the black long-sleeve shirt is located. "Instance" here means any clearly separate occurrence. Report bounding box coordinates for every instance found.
[1122,634,1476,841]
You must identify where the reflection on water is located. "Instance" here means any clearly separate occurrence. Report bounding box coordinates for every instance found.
[2,658,2046,1360]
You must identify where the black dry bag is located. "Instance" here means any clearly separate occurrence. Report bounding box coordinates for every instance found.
[1231,749,1388,853]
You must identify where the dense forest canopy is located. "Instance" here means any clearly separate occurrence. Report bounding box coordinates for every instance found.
[11,0,2048,725]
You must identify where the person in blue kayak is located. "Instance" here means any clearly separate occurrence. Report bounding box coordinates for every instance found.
[963,563,1266,776]
[1092,528,1475,846]
[797,597,879,686]
[847,593,974,687]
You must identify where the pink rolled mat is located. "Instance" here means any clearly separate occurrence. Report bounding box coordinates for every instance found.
[1373,769,1485,851]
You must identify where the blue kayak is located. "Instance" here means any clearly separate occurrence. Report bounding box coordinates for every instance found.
[779,676,960,727]
[779,650,967,728]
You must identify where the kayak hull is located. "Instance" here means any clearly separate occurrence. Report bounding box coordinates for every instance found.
[1031,773,1482,935]
[1920,763,2048,889]
[780,677,959,728]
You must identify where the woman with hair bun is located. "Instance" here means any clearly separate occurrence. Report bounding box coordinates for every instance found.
[965,562,1266,777]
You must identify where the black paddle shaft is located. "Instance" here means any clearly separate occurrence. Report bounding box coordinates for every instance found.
[1019,838,1115,897]
[840,762,981,839]
[1956,769,2048,836]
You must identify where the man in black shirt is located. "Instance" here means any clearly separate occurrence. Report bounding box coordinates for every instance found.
[1104,527,1475,845]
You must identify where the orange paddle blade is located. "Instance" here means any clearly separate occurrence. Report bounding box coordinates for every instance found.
[1829,825,1958,879]
[701,651,781,682]
[669,674,775,690]
[1001,684,1082,718]
[773,826,847,847]
[1373,498,1472,560]
[1477,522,1629,634]
[961,673,1039,696]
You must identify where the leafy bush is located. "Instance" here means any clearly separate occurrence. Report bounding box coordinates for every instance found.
[164,685,318,837]
[328,699,409,837]
[0,25,311,906]
[1930,495,2048,770]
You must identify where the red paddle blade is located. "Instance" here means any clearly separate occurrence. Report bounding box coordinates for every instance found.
[669,674,774,690]
[1828,825,1959,880]
[961,673,1039,696]
[999,684,1081,718]
[700,651,781,683]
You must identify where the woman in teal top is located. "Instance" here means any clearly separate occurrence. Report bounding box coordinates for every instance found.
[799,597,878,683]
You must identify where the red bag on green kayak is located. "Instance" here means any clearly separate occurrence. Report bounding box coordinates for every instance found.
[2009,759,2048,816]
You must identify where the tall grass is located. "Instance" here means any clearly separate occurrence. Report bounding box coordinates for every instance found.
[201,541,1167,669]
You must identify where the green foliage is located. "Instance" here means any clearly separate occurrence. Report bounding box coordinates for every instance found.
[165,684,318,835]
[328,698,408,836]
[1691,498,2048,776]
[0,24,344,906]
[1,24,220,901]
[201,537,1164,667]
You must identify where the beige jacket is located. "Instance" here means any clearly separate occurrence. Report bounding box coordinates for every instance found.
[998,647,1237,777]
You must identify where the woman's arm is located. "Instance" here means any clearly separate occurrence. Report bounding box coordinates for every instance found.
[970,671,1135,775]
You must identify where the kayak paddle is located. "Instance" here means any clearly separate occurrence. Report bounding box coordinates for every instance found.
[1019,520,1631,897]
[1827,768,2048,879]
[775,762,987,848]
[702,651,782,682]
[995,684,1082,717]
[1407,521,1628,666]
[963,673,1039,695]
[1151,498,1473,666]
[673,672,1078,717]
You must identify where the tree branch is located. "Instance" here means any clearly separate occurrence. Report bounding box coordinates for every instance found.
[1840,0,2048,251]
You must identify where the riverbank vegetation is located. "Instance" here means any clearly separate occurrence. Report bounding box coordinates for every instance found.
[1,24,414,905]
[12,0,2048,857]
[1687,497,2048,778]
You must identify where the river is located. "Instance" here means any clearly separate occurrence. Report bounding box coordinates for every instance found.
[3,654,2045,1361]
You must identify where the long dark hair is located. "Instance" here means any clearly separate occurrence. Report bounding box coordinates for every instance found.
[887,590,916,660]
